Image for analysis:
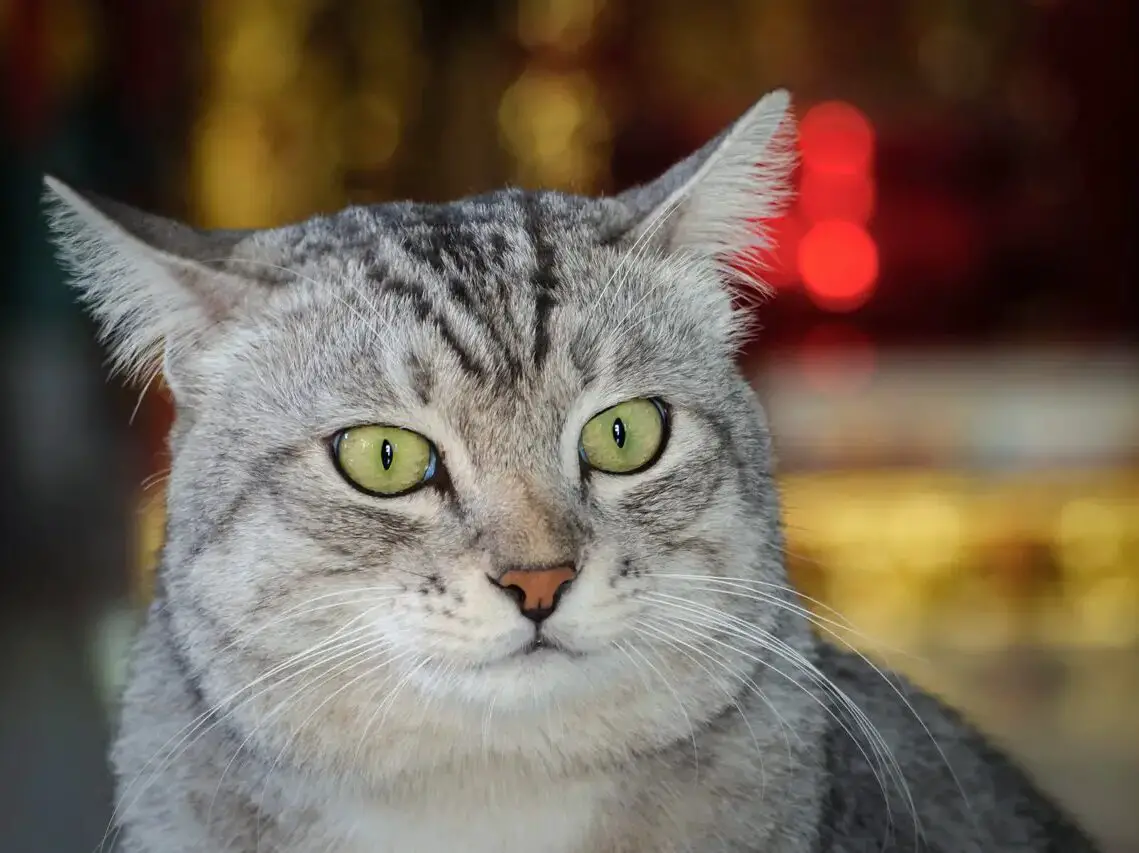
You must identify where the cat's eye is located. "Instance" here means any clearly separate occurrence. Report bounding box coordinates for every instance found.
[331,425,438,496]
[579,398,668,475]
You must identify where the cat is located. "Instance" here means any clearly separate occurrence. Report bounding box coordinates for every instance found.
[46,89,1100,852]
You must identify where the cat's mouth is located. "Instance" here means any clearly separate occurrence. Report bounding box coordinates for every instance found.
[514,634,583,659]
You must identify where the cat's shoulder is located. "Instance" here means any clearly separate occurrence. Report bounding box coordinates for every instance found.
[811,643,1099,852]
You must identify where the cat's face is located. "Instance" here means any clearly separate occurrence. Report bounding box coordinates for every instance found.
[49,90,796,779]
[169,196,775,701]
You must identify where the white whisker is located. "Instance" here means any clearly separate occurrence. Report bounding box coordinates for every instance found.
[212,635,400,835]
[629,618,775,800]
[588,193,683,318]
[354,650,436,769]
[253,644,425,851]
[645,573,972,825]
[640,592,920,844]
[107,607,391,850]
[621,637,700,780]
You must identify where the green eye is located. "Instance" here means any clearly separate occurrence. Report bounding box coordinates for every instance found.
[332,425,438,496]
[579,398,668,475]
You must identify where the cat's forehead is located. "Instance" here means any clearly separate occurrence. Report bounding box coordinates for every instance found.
[258,189,614,286]
[254,191,653,375]
[240,191,630,374]
[230,195,584,426]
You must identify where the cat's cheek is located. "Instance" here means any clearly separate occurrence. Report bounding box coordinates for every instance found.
[542,558,636,652]
[398,567,533,666]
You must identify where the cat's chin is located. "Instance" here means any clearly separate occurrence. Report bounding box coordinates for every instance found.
[460,626,593,669]
[473,636,588,677]
[409,640,623,710]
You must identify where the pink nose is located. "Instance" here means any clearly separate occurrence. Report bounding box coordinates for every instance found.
[492,565,577,622]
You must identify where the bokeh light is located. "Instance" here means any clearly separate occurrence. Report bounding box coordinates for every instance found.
[515,0,605,53]
[750,212,807,288]
[799,100,875,176]
[800,169,875,224]
[794,100,879,312]
[498,68,610,189]
[798,220,879,311]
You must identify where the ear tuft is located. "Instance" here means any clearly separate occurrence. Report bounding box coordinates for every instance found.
[614,89,797,294]
[43,176,253,386]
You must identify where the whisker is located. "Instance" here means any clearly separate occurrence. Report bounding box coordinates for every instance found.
[129,360,164,425]
[629,618,774,799]
[139,469,170,493]
[642,606,901,839]
[645,575,973,825]
[640,593,919,844]
[107,610,388,848]
[646,573,914,668]
[251,644,424,850]
[209,635,400,834]
[224,588,404,654]
[633,615,799,743]
[354,649,436,769]
[200,256,398,357]
[588,193,683,318]
[621,638,700,780]
[480,680,501,759]
[613,638,657,697]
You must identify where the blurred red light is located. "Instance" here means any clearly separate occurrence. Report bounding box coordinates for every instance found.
[800,101,875,176]
[753,213,807,288]
[800,170,875,224]
[727,214,808,291]
[797,220,878,312]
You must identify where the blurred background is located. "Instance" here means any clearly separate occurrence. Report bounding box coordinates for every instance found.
[1,0,1136,850]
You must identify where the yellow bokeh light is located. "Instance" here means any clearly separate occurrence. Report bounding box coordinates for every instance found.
[46,0,100,99]
[498,69,610,190]
[218,13,303,100]
[193,0,354,228]
[342,93,402,172]
[1055,499,1125,576]
[516,0,603,53]
[1072,576,1139,647]
[193,99,278,228]
[886,493,964,576]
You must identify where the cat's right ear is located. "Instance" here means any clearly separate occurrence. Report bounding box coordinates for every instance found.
[43,176,260,399]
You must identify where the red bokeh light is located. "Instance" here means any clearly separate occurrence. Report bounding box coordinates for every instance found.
[799,101,875,175]
[749,213,807,288]
[800,170,875,224]
[797,220,879,312]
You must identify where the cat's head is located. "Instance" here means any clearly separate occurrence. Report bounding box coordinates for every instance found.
[48,91,799,780]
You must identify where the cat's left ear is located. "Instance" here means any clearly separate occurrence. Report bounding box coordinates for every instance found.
[43,176,263,399]
[611,89,795,289]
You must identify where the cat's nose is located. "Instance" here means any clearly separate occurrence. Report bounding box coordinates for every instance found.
[490,564,577,624]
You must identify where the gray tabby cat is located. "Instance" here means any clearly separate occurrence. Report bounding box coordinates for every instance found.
[46,90,1098,852]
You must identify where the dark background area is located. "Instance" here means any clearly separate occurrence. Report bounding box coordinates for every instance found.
[2,1,1136,851]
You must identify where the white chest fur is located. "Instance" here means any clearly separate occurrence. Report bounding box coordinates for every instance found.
[315,774,609,853]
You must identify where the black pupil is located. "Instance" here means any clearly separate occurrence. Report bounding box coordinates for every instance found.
[612,417,626,448]
[381,439,394,470]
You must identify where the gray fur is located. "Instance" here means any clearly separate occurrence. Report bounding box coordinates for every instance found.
[46,90,1097,852]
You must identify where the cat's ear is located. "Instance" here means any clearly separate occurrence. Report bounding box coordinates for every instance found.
[612,89,795,288]
[43,176,260,396]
